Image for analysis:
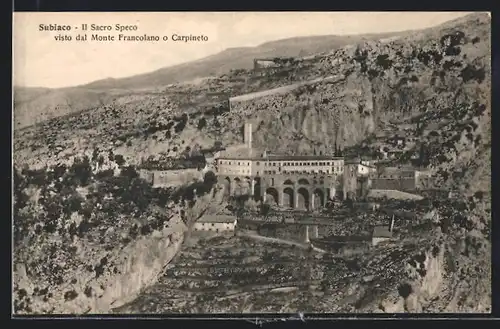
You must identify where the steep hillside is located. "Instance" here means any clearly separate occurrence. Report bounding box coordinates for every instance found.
[83,32,410,90]
[13,87,128,129]
[14,31,408,129]
[13,151,219,314]
[13,13,491,314]
[14,14,491,187]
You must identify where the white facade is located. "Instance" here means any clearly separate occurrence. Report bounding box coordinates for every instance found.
[217,159,253,176]
[357,163,377,176]
[216,157,344,177]
[193,220,237,232]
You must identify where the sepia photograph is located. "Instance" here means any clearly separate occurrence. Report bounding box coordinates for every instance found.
[12,11,491,315]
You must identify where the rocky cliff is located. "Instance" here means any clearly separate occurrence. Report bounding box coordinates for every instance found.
[13,152,218,314]
[13,13,491,314]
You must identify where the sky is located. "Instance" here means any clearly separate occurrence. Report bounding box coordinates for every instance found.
[13,12,474,89]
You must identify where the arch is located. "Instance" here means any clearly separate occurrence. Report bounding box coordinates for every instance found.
[223,176,231,196]
[297,187,310,210]
[312,188,325,210]
[283,179,294,185]
[265,187,279,205]
[283,187,295,208]
[242,176,252,195]
[298,178,310,185]
[233,177,242,196]
[252,177,262,200]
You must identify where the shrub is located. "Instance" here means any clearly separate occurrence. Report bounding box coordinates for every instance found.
[375,54,393,69]
[460,65,486,84]
[114,154,126,166]
[197,117,207,130]
[68,156,92,187]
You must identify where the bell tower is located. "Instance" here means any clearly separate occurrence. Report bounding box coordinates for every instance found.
[244,123,252,149]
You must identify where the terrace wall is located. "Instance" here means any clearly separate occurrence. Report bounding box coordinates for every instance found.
[371,177,416,191]
[148,169,203,188]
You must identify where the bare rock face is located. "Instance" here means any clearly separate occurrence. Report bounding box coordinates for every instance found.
[15,227,183,314]
[13,154,217,314]
[13,14,491,315]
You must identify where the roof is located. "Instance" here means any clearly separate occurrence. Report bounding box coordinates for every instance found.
[266,155,344,161]
[345,157,361,164]
[217,146,344,162]
[197,214,237,224]
[217,145,267,160]
[344,159,377,168]
[372,226,393,238]
[380,166,421,174]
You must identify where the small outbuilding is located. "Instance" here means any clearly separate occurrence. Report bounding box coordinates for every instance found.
[193,214,238,233]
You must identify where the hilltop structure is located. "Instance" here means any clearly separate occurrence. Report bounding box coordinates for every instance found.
[214,123,344,210]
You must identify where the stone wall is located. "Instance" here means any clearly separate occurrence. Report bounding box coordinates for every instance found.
[371,177,416,191]
[150,169,203,188]
[257,224,305,242]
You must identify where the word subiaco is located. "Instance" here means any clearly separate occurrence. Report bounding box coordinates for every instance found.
[39,24,72,31]
[82,24,139,32]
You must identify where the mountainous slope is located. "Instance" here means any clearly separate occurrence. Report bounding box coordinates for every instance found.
[14,31,410,129]
[13,12,491,314]
[15,13,491,187]
[82,32,411,90]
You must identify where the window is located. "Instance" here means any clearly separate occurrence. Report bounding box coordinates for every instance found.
[272,163,276,166]
[212,223,215,227]
[229,162,232,165]
[257,171,260,175]
[256,162,260,165]
[238,162,241,165]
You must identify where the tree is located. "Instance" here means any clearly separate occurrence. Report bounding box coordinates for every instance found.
[214,141,223,151]
[197,117,207,130]
[68,156,92,186]
[114,154,126,166]
[203,171,217,187]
